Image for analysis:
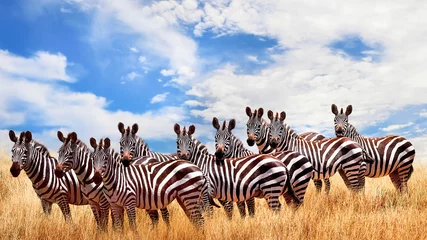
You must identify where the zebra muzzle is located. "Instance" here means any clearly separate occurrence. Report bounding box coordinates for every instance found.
[93,169,102,185]
[10,162,21,177]
[247,134,255,146]
[270,138,279,149]
[55,164,65,178]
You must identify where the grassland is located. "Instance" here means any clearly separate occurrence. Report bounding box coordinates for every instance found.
[1,149,426,240]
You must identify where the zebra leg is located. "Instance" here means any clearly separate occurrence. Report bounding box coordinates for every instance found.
[110,205,124,231]
[218,200,233,220]
[176,195,205,231]
[125,205,138,232]
[313,179,323,192]
[341,167,361,192]
[99,196,110,232]
[265,195,281,212]
[323,178,331,194]
[338,169,352,190]
[146,210,160,229]
[160,208,171,230]
[246,197,256,217]
[41,199,52,215]
[202,189,213,218]
[237,201,247,218]
[89,204,102,231]
[57,195,72,222]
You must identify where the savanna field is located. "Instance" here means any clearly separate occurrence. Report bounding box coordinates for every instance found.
[0,149,426,240]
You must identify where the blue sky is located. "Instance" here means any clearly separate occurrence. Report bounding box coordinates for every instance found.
[0,0,426,159]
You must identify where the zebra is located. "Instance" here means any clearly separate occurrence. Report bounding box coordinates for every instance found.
[174,123,300,215]
[117,122,176,226]
[245,106,331,193]
[266,110,371,192]
[213,118,313,212]
[331,104,415,193]
[54,131,110,231]
[91,137,211,231]
[8,130,89,221]
[118,122,179,163]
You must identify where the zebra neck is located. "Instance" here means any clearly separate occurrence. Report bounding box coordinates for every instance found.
[25,148,55,186]
[104,151,125,192]
[278,124,305,151]
[346,123,363,143]
[136,136,150,156]
[189,138,214,174]
[230,135,254,158]
[74,143,95,185]
[256,123,272,154]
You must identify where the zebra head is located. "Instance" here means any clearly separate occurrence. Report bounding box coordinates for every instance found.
[118,122,143,164]
[245,106,265,146]
[331,104,352,137]
[174,123,195,160]
[91,137,111,185]
[56,131,78,178]
[9,130,29,177]
[212,117,235,161]
[267,110,286,149]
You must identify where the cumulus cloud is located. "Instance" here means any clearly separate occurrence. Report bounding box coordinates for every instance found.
[138,56,146,63]
[0,50,187,153]
[129,47,139,53]
[160,69,176,76]
[247,55,258,62]
[150,92,170,104]
[380,122,414,132]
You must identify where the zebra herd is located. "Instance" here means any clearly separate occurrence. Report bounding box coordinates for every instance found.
[7,104,416,232]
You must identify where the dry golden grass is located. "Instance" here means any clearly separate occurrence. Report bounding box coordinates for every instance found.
[1,150,427,240]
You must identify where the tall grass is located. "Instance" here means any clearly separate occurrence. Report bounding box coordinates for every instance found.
[1,152,426,240]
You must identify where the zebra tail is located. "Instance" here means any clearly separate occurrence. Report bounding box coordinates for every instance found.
[408,165,414,180]
[285,170,301,205]
[209,195,220,208]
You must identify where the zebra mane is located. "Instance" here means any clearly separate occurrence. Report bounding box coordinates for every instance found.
[136,135,151,152]
[284,123,302,139]
[76,139,91,153]
[30,140,54,158]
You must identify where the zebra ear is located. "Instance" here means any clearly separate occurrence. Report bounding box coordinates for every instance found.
[267,110,274,121]
[331,104,338,115]
[280,111,286,122]
[212,117,220,130]
[228,119,236,131]
[188,125,196,135]
[25,131,32,143]
[90,137,97,150]
[245,107,252,117]
[9,130,17,142]
[19,132,25,143]
[118,122,125,134]
[257,108,264,118]
[345,105,353,116]
[131,123,139,135]
[70,132,77,143]
[104,138,111,149]
[174,123,181,135]
[57,131,65,143]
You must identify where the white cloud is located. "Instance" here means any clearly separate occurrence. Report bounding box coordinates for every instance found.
[60,7,72,13]
[160,69,176,76]
[129,47,139,53]
[0,50,72,82]
[419,110,427,117]
[380,122,414,132]
[125,71,140,80]
[247,55,258,62]
[150,92,170,104]
[138,56,146,63]
[184,100,205,107]
[0,50,186,154]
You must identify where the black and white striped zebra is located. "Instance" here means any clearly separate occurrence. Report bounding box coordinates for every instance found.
[174,123,300,215]
[118,122,175,226]
[118,122,179,163]
[245,107,331,193]
[331,104,416,193]
[91,137,210,231]
[54,131,110,231]
[213,118,313,208]
[266,110,370,192]
[8,130,89,221]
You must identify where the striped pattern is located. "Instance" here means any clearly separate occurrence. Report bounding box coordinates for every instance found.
[332,104,416,193]
[174,123,300,214]
[267,110,365,192]
[55,132,110,231]
[118,122,179,162]
[92,138,206,231]
[246,107,331,193]
[8,130,89,221]
[118,122,173,227]
[215,118,313,204]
